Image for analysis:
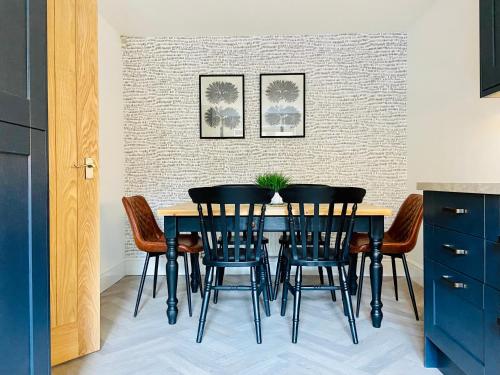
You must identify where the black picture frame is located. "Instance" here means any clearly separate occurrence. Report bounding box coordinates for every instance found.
[260,73,305,138]
[199,74,245,139]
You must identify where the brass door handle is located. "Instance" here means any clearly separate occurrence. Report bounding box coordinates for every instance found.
[73,157,96,169]
[73,157,96,179]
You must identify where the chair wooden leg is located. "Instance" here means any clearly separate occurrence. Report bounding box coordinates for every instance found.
[292,266,303,343]
[356,252,366,318]
[318,266,324,285]
[213,267,224,304]
[348,253,359,295]
[273,244,284,300]
[183,253,192,317]
[259,264,271,317]
[152,254,159,299]
[402,254,420,321]
[190,253,199,293]
[250,266,262,344]
[134,253,150,317]
[391,255,399,301]
[280,259,291,317]
[326,266,336,302]
[192,254,203,298]
[339,264,358,344]
[341,282,348,317]
[280,244,289,283]
[196,266,214,343]
[263,244,273,300]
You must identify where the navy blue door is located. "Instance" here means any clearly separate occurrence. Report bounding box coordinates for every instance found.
[0,0,50,374]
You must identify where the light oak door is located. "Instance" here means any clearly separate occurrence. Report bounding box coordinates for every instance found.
[47,0,100,366]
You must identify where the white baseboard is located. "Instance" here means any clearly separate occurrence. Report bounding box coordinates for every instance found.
[101,260,126,292]
[126,257,170,276]
[406,257,423,287]
[125,255,424,287]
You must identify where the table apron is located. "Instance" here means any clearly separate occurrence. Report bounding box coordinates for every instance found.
[164,215,374,236]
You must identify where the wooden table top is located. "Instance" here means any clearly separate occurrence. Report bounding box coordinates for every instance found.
[158,202,392,217]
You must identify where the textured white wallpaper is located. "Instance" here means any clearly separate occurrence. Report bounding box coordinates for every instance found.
[122,33,407,258]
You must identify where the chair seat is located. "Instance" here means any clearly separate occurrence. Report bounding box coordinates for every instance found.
[283,246,342,266]
[349,232,406,255]
[143,233,203,253]
[350,194,423,256]
[202,247,261,267]
[279,234,325,245]
[217,234,269,245]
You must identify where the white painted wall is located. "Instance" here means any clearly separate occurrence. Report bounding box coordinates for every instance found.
[99,14,126,291]
[100,0,435,37]
[407,0,500,280]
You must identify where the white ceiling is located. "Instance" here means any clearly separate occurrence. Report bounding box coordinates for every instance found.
[99,0,438,37]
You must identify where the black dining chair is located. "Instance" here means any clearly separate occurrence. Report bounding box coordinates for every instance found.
[189,185,274,344]
[215,233,273,301]
[274,233,333,301]
[279,184,366,344]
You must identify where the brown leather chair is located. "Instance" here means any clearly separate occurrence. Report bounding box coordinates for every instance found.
[350,194,423,320]
[122,196,203,317]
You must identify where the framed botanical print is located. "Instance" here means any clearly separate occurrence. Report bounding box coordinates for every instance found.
[199,74,245,139]
[260,73,305,138]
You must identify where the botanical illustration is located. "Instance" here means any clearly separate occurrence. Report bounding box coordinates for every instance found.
[260,74,304,137]
[200,76,244,138]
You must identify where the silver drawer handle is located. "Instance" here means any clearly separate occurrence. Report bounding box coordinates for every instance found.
[442,244,468,255]
[441,275,467,289]
[442,207,468,215]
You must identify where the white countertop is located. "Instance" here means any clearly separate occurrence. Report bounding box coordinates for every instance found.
[417,182,500,195]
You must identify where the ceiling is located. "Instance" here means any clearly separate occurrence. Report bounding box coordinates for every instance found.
[99,0,438,37]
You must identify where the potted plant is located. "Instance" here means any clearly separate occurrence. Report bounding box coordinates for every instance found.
[255,172,290,204]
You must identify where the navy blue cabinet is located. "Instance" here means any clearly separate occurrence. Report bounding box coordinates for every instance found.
[480,0,500,97]
[485,241,500,290]
[485,286,500,375]
[0,1,50,373]
[424,191,500,375]
[425,259,484,375]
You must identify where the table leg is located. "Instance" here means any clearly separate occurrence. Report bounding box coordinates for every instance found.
[165,217,178,324]
[369,216,384,328]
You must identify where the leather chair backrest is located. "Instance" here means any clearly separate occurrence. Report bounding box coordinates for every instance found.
[122,195,163,251]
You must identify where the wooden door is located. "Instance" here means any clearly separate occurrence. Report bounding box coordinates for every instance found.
[47,0,100,365]
[0,1,50,373]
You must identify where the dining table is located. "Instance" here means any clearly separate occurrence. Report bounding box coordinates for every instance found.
[158,202,392,328]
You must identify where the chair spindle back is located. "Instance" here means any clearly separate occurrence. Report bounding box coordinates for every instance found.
[279,185,366,262]
[189,185,274,264]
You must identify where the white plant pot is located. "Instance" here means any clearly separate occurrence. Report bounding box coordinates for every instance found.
[271,192,283,205]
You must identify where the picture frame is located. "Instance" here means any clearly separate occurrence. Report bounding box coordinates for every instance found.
[260,73,305,138]
[199,74,245,139]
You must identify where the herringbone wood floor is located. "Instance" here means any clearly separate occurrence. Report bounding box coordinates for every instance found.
[53,275,439,375]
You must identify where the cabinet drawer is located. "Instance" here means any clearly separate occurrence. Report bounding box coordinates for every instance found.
[425,224,484,282]
[425,259,484,375]
[485,240,500,291]
[485,286,500,375]
[485,195,500,242]
[424,192,484,237]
